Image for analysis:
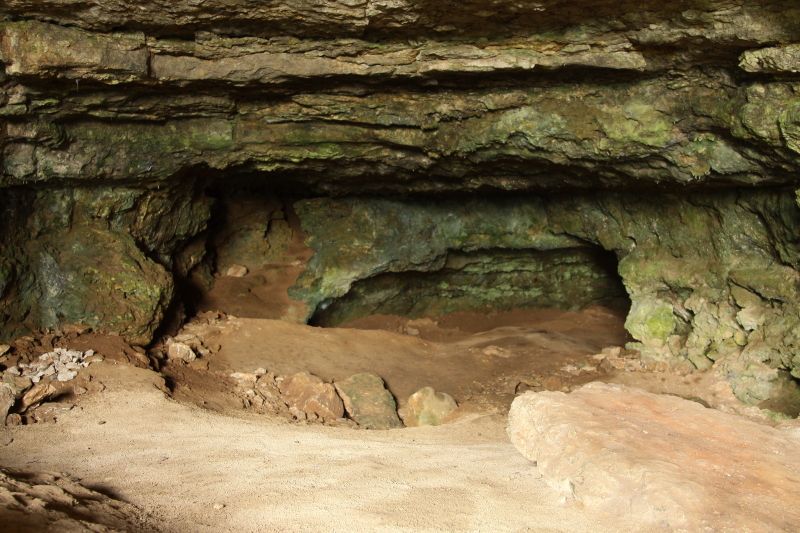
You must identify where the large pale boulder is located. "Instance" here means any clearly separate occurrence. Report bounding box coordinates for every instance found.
[507,382,800,531]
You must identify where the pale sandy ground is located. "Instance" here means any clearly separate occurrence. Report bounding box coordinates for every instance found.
[0,363,638,533]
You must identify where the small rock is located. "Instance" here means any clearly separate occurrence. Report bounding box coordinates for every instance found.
[334,373,402,430]
[57,370,78,382]
[225,264,249,278]
[174,333,199,344]
[229,372,258,387]
[167,342,196,363]
[1,384,15,424]
[212,503,225,510]
[279,372,344,422]
[482,345,512,359]
[20,382,56,411]
[601,346,623,358]
[398,386,458,427]
[5,413,22,426]
[0,344,10,357]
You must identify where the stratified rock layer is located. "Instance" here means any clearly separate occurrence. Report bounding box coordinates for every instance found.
[507,383,800,531]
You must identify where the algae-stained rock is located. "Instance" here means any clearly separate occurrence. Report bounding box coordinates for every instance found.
[0,20,148,82]
[399,387,458,427]
[740,44,800,74]
[32,228,173,345]
[334,373,402,430]
[507,383,800,531]
[279,372,344,422]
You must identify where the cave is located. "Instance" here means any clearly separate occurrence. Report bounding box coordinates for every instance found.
[2,2,800,531]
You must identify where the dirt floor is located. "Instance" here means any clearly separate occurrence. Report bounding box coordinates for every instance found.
[0,305,787,531]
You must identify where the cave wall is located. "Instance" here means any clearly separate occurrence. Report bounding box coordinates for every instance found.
[1,1,800,406]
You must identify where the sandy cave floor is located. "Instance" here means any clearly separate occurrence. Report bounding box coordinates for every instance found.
[1,306,787,531]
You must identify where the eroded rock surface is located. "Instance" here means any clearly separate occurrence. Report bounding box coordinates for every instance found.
[0,467,156,532]
[335,372,403,429]
[507,383,800,531]
[399,386,458,427]
[1,1,800,404]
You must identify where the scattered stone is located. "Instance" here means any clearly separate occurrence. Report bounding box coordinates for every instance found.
[482,345,512,358]
[56,370,78,382]
[279,372,344,422]
[7,348,100,385]
[19,382,57,412]
[225,264,249,277]
[167,342,196,363]
[0,344,10,357]
[229,372,258,387]
[398,387,458,427]
[213,503,225,510]
[508,382,800,531]
[5,414,22,426]
[1,384,15,423]
[334,373,402,430]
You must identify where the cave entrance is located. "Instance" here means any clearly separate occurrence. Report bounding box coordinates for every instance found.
[309,246,630,328]
[167,188,634,426]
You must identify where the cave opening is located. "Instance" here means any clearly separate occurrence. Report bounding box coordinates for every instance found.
[309,246,630,328]
[151,182,637,424]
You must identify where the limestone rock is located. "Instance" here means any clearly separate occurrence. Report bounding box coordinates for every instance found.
[1,0,800,407]
[398,387,458,427]
[224,265,249,278]
[19,383,57,412]
[167,342,197,363]
[0,384,14,424]
[279,372,344,422]
[740,44,800,74]
[334,373,402,430]
[507,383,800,531]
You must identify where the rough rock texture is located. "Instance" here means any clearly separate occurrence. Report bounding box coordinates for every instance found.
[279,371,345,422]
[1,1,800,401]
[334,372,403,429]
[507,383,800,531]
[0,467,157,532]
[294,193,800,408]
[398,386,458,427]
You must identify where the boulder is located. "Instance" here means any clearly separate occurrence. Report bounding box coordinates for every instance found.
[398,387,457,427]
[278,372,344,422]
[507,382,800,531]
[334,373,402,430]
